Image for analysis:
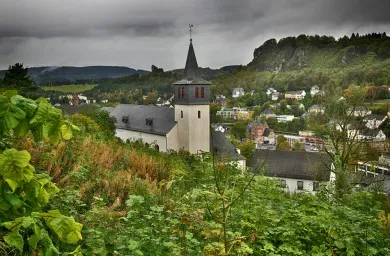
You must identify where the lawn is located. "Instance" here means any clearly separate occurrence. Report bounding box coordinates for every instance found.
[41,84,97,93]
[372,98,390,105]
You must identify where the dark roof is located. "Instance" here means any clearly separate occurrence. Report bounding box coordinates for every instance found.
[363,114,387,121]
[263,128,272,137]
[174,40,210,85]
[110,104,176,136]
[286,90,305,95]
[362,128,382,137]
[263,109,275,115]
[252,149,332,181]
[211,131,246,161]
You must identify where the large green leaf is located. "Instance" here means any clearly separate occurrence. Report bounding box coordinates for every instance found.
[4,230,24,252]
[11,95,37,118]
[41,210,83,244]
[0,95,26,135]
[30,100,63,142]
[0,149,35,191]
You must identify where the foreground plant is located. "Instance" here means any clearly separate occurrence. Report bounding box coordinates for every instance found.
[0,91,82,255]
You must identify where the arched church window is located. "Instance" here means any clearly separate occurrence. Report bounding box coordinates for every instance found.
[182,87,185,98]
[201,87,205,98]
[181,110,183,118]
[198,110,201,119]
[195,87,199,98]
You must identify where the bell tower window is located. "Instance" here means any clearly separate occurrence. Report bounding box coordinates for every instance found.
[182,87,185,98]
[195,87,199,98]
[177,87,181,98]
[201,87,205,98]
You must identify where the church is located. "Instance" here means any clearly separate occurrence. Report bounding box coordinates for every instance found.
[109,37,211,154]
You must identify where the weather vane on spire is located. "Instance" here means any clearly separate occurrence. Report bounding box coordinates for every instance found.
[189,24,193,41]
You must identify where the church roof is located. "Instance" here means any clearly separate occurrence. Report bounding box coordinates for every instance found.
[211,131,246,161]
[174,40,210,85]
[110,104,176,136]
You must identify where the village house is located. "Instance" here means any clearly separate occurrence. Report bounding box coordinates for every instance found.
[232,88,245,98]
[308,104,325,114]
[346,121,386,141]
[266,88,278,96]
[247,120,276,145]
[216,107,247,120]
[262,109,276,119]
[347,106,372,117]
[212,131,246,170]
[214,95,227,107]
[363,114,387,129]
[285,90,306,100]
[252,150,334,194]
[237,110,254,120]
[310,85,323,96]
[276,115,295,123]
[271,92,282,101]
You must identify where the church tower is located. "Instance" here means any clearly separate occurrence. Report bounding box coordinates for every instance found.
[174,35,210,153]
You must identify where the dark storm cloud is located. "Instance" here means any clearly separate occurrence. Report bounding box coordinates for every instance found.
[0,0,389,69]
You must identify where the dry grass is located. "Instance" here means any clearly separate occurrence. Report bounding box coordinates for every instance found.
[24,136,170,209]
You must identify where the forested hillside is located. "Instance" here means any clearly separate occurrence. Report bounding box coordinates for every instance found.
[0,66,148,85]
[82,33,390,102]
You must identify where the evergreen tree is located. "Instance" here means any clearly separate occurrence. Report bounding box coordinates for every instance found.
[1,63,34,93]
[351,33,356,39]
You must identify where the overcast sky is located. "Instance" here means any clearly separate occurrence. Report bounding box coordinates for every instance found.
[0,0,389,70]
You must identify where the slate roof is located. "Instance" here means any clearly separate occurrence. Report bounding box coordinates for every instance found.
[286,90,305,95]
[252,149,332,181]
[263,109,275,115]
[263,128,272,137]
[174,40,210,85]
[109,104,176,136]
[211,131,246,161]
[363,114,387,121]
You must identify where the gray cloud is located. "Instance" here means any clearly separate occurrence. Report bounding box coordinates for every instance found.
[0,0,389,70]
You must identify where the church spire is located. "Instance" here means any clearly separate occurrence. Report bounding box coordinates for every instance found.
[184,24,200,81]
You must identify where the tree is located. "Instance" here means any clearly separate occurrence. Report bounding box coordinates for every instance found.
[309,84,370,198]
[276,135,291,151]
[1,63,35,93]
[236,140,255,166]
[231,122,247,140]
[293,141,305,151]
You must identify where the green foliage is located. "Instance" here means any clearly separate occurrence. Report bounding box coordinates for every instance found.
[41,84,97,93]
[231,122,247,140]
[1,63,34,93]
[0,92,82,254]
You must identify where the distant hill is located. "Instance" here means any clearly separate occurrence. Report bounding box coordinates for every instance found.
[0,66,149,84]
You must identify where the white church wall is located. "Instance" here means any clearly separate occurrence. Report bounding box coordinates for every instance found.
[166,124,179,152]
[115,129,167,152]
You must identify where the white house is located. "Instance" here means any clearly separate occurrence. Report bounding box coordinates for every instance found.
[276,115,295,123]
[271,92,282,101]
[232,88,245,98]
[266,88,278,96]
[285,90,306,100]
[308,104,325,114]
[345,121,386,141]
[347,106,372,117]
[252,150,334,194]
[363,114,387,129]
[310,85,322,96]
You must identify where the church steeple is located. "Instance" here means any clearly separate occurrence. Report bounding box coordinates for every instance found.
[184,40,201,80]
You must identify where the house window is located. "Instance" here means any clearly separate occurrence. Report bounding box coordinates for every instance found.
[313,182,320,191]
[195,87,199,98]
[182,87,185,98]
[198,111,201,119]
[201,87,205,98]
[181,110,183,119]
[297,181,304,190]
[178,87,181,98]
[279,179,286,188]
